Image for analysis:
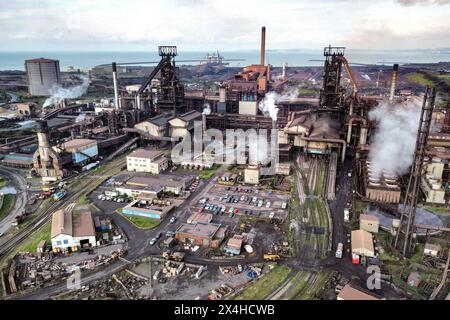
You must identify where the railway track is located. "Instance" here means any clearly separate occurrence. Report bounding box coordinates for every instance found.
[0,157,125,260]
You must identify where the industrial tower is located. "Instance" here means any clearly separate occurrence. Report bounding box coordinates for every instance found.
[394,86,436,257]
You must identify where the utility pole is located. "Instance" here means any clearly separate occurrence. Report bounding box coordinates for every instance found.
[394,86,436,257]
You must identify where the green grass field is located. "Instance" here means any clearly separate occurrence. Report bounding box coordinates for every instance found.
[0,176,8,188]
[405,73,435,87]
[118,209,161,229]
[16,221,51,253]
[0,194,15,221]
[234,265,292,300]
[198,164,220,180]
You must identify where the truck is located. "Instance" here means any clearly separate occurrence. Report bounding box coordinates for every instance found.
[263,254,280,262]
[162,251,185,262]
[344,209,350,223]
[335,243,343,259]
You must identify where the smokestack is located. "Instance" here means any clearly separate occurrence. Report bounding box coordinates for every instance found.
[36,120,50,165]
[281,62,286,80]
[112,62,119,109]
[219,85,226,103]
[389,64,399,102]
[260,26,266,66]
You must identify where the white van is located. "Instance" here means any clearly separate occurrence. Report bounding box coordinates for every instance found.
[335,243,343,258]
[344,209,350,223]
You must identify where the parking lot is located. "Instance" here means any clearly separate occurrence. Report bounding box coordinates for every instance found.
[192,183,290,222]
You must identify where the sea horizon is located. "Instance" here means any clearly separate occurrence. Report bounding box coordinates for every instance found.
[1,48,449,71]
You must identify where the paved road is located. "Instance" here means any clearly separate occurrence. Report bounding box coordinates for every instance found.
[13,165,229,300]
[0,166,28,235]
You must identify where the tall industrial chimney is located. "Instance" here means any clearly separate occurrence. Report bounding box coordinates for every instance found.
[112,62,120,109]
[260,26,266,66]
[389,64,399,102]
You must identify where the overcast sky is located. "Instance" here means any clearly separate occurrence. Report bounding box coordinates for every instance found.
[1,0,449,51]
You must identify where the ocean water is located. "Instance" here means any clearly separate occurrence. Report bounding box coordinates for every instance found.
[0,49,449,71]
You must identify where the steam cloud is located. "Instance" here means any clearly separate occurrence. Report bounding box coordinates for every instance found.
[396,0,450,6]
[368,100,422,178]
[202,103,211,115]
[43,75,90,108]
[258,88,299,121]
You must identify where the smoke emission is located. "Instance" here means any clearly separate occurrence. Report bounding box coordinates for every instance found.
[202,103,211,115]
[258,88,299,121]
[43,75,90,108]
[368,100,422,178]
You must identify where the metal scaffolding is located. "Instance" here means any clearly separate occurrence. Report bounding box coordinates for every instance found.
[394,86,436,257]
[319,46,346,110]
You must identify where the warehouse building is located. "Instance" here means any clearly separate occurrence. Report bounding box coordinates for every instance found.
[1,153,34,168]
[169,110,202,138]
[126,148,168,174]
[351,229,375,258]
[25,58,61,96]
[59,139,99,165]
[337,284,383,300]
[134,113,173,138]
[175,222,228,248]
[51,209,96,253]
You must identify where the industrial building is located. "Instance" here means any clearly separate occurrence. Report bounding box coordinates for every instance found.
[51,209,96,253]
[361,159,401,203]
[337,284,383,300]
[169,110,202,138]
[126,148,168,174]
[175,222,228,248]
[134,113,174,138]
[359,214,380,234]
[59,139,99,165]
[421,157,446,204]
[116,174,195,197]
[25,58,61,96]
[121,198,174,219]
[244,164,261,185]
[187,212,213,224]
[1,153,34,168]
[351,229,375,258]
[224,234,244,255]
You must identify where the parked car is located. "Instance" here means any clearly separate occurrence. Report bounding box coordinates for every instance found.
[149,238,157,245]
[233,208,238,214]
[269,212,275,219]
[170,217,176,223]
[266,201,271,208]
[166,231,175,237]
[281,202,287,209]
[155,232,162,239]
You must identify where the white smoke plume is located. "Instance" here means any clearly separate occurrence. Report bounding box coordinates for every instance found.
[202,103,211,115]
[258,88,299,121]
[368,100,422,179]
[43,75,90,108]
